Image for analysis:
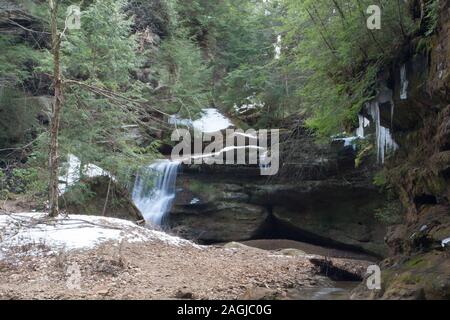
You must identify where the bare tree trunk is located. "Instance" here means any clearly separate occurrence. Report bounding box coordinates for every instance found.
[102,177,112,216]
[49,0,63,217]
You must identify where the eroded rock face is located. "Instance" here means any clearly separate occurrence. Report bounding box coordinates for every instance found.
[168,152,388,256]
[353,2,450,299]
[269,184,388,257]
[428,0,450,101]
[171,202,269,243]
[169,179,269,242]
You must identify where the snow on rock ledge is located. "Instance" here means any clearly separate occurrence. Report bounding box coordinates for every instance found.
[0,213,199,256]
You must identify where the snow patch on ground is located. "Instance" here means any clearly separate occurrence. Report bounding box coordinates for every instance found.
[0,213,199,258]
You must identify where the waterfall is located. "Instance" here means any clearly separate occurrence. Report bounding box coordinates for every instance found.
[132,160,180,226]
[274,35,282,60]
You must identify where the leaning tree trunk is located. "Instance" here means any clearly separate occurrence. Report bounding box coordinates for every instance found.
[49,0,62,217]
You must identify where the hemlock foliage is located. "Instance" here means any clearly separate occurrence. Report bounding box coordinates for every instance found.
[0,0,437,200]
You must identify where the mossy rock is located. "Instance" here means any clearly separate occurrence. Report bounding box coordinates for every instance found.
[60,176,144,222]
[353,251,450,300]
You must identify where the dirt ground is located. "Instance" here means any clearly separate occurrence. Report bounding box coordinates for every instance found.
[0,237,371,300]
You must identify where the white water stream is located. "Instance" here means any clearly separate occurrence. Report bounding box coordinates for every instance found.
[131,160,180,226]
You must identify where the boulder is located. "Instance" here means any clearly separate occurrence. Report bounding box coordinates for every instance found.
[60,176,144,222]
[352,250,450,300]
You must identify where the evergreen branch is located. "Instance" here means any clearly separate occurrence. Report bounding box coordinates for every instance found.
[5,18,51,35]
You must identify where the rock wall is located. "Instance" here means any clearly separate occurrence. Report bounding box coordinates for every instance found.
[354,0,450,299]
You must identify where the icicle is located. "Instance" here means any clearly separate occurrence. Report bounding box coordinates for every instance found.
[390,98,395,128]
[366,102,398,164]
[356,114,370,138]
[400,64,409,100]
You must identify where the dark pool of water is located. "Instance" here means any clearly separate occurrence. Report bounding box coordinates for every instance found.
[286,281,360,300]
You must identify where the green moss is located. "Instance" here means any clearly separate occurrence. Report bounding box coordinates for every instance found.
[355,141,374,168]
[424,0,440,36]
[63,182,96,207]
[416,37,433,55]
[61,176,142,221]
[0,88,42,149]
[405,256,429,269]
[397,272,423,285]
[377,250,450,299]
[374,201,403,225]
[188,180,210,195]
[373,170,388,189]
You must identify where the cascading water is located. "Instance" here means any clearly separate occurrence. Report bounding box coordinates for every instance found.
[132,160,180,226]
[274,35,282,60]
